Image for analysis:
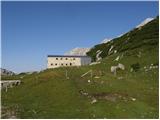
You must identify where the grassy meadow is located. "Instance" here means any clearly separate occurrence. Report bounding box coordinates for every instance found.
[1,44,158,118]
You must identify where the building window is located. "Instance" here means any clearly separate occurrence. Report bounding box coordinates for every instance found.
[60,58,63,60]
[66,64,68,66]
[70,63,72,66]
[73,58,75,60]
[56,58,58,60]
[51,63,53,66]
[61,63,63,66]
[55,63,57,66]
[66,58,68,60]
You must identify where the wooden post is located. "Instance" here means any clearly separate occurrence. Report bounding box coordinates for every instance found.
[114,69,116,76]
[81,70,92,78]
[10,83,13,88]
[91,69,93,81]
[65,70,69,79]
[5,86,8,92]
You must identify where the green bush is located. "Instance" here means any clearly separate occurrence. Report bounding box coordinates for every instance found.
[130,63,140,72]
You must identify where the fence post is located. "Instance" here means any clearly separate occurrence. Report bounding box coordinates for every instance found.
[66,70,69,79]
[5,86,8,92]
[91,69,93,81]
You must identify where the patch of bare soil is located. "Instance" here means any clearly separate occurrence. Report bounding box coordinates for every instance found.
[79,90,136,103]
[91,92,129,102]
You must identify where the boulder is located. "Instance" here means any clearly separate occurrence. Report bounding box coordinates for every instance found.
[114,56,120,61]
[91,98,97,104]
[118,63,125,70]
[111,63,125,75]
[111,66,118,75]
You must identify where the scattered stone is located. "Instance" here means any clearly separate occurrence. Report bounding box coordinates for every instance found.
[130,68,133,72]
[153,66,158,69]
[130,97,136,101]
[94,76,100,79]
[83,92,88,96]
[118,63,125,70]
[111,66,118,75]
[79,90,89,96]
[114,56,120,61]
[148,65,158,69]
[88,80,91,83]
[117,77,123,80]
[91,98,97,104]
[111,63,125,75]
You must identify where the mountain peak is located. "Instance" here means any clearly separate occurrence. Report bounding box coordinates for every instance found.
[0,68,15,76]
[65,47,90,56]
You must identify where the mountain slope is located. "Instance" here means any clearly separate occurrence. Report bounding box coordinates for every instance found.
[101,38,112,44]
[136,18,154,28]
[87,16,158,62]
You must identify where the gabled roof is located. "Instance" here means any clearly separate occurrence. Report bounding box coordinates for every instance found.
[47,55,90,58]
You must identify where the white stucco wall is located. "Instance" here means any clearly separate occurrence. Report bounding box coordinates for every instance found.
[47,56,91,69]
[80,57,92,65]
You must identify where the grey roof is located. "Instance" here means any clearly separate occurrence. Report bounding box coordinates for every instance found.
[47,55,90,58]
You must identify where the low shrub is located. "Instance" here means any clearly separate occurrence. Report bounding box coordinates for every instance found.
[130,63,140,72]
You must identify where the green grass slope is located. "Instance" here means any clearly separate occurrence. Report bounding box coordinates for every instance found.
[1,17,159,118]
[87,16,158,62]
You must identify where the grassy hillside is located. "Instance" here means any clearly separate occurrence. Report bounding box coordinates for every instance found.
[1,17,159,118]
[87,16,158,62]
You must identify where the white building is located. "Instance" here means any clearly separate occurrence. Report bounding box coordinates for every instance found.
[47,55,91,69]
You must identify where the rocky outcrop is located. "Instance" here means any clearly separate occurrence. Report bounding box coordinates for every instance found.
[0,68,15,76]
